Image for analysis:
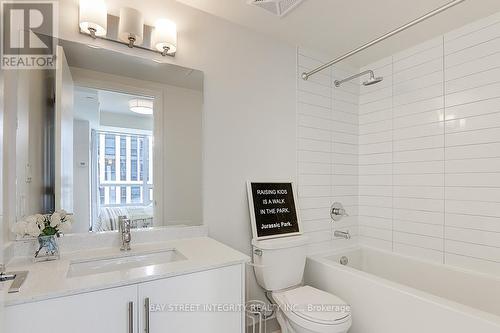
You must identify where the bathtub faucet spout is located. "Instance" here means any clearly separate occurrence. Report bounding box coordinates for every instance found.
[334,230,351,240]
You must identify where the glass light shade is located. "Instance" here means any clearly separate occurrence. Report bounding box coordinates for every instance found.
[129,99,153,115]
[79,0,107,36]
[118,7,144,46]
[153,19,177,54]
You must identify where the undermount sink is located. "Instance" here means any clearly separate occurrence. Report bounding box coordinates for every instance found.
[67,249,186,278]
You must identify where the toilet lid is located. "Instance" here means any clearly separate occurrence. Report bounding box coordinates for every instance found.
[281,286,351,325]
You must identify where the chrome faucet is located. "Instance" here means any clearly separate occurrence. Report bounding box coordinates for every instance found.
[118,216,131,251]
[334,230,351,240]
[0,264,28,293]
[0,264,15,282]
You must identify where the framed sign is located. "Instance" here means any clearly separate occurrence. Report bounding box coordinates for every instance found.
[247,181,302,240]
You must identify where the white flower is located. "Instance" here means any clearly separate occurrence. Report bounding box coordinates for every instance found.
[35,214,45,224]
[57,209,67,219]
[58,221,72,234]
[36,214,46,229]
[11,220,27,237]
[65,214,74,223]
[50,212,61,227]
[37,221,46,231]
[26,220,41,237]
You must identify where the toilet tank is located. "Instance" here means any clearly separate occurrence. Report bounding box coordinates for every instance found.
[252,235,308,291]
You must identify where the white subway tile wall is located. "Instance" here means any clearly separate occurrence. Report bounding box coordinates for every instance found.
[358,55,395,253]
[297,48,360,254]
[358,11,500,275]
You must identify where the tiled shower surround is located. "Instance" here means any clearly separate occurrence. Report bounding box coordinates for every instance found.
[298,12,500,275]
[297,49,360,254]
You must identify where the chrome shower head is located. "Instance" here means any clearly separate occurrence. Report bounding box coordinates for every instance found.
[363,73,383,86]
[334,70,383,88]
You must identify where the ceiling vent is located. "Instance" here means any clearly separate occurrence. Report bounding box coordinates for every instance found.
[247,0,304,17]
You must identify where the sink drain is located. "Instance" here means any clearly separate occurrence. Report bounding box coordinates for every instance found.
[340,256,348,265]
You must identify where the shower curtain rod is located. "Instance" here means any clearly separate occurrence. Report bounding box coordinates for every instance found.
[301,0,466,81]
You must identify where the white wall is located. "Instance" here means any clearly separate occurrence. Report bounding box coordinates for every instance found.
[2,71,18,245]
[0,65,4,265]
[99,112,153,131]
[73,119,91,233]
[57,0,297,301]
[55,47,74,213]
[358,11,500,276]
[15,70,51,218]
[297,48,360,253]
[163,85,202,226]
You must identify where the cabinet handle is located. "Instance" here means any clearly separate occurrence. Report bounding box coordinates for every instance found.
[128,301,134,333]
[144,297,150,333]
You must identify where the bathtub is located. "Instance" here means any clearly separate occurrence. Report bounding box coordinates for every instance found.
[304,246,500,333]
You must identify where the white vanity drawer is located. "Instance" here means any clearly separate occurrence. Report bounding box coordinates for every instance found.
[138,264,243,333]
[5,285,137,333]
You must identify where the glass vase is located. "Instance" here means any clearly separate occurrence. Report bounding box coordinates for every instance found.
[34,235,60,262]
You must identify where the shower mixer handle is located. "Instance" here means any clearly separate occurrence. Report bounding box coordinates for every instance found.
[330,202,348,221]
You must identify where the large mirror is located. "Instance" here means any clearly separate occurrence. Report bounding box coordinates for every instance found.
[11,38,203,235]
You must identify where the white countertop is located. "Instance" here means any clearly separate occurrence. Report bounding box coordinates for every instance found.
[3,237,249,306]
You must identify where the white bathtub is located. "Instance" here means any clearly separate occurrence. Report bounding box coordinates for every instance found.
[304,246,500,333]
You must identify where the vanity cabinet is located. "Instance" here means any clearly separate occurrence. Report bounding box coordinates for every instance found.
[4,285,137,333]
[5,264,245,333]
[138,265,242,332]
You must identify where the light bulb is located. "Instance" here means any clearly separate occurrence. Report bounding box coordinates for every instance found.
[118,7,144,47]
[153,19,177,55]
[79,0,107,38]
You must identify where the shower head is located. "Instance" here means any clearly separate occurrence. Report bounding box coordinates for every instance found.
[363,73,384,86]
[334,70,383,88]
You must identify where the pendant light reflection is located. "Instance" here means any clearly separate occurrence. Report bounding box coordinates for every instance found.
[129,98,154,115]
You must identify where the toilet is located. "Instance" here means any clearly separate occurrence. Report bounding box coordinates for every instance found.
[252,235,352,333]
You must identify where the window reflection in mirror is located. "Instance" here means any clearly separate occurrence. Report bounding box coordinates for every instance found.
[74,88,155,232]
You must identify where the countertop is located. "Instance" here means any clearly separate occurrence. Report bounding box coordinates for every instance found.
[2,237,249,306]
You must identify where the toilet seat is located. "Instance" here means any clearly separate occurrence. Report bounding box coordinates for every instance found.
[273,285,351,332]
[281,286,351,324]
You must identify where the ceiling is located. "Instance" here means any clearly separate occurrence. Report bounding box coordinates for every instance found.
[74,87,153,116]
[74,87,154,130]
[176,0,500,66]
[74,87,99,126]
[98,90,154,116]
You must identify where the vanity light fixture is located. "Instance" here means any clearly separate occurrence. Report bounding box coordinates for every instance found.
[153,19,177,56]
[129,98,153,115]
[78,1,177,57]
[118,7,144,48]
[79,0,107,38]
